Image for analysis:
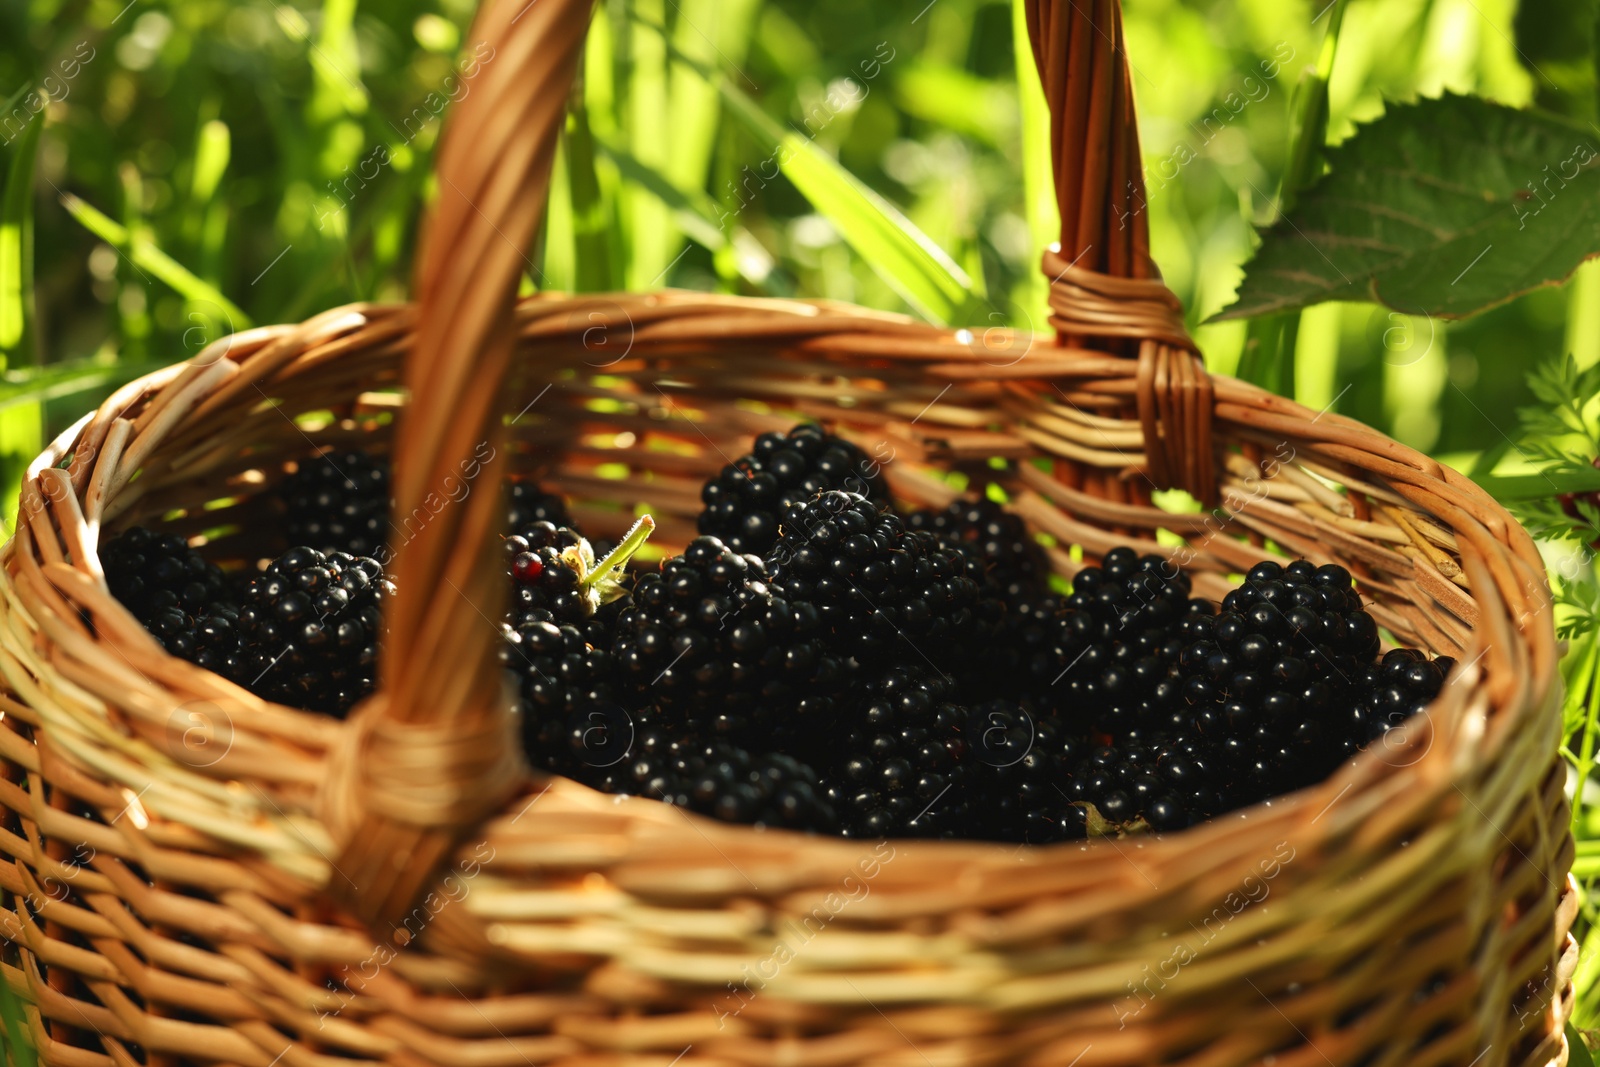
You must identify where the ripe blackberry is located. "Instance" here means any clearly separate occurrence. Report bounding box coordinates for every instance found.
[1029,548,1204,733]
[964,706,1089,843]
[506,619,623,773]
[699,423,884,556]
[906,496,1048,604]
[278,450,390,557]
[1062,733,1229,834]
[592,723,837,832]
[101,526,235,659]
[505,517,653,769]
[227,547,391,716]
[1343,647,1455,751]
[508,480,572,532]
[613,534,842,747]
[505,521,609,631]
[823,664,973,839]
[1178,560,1378,798]
[102,526,232,622]
[767,491,998,666]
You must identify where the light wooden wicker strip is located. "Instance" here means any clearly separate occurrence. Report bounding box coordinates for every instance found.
[0,0,1574,1065]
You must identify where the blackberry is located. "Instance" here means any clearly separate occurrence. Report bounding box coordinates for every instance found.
[906,496,1048,604]
[506,619,624,773]
[1178,560,1378,799]
[1344,647,1455,752]
[227,547,391,716]
[699,424,885,556]
[101,526,235,659]
[1062,732,1229,833]
[102,526,232,622]
[767,491,999,666]
[508,480,572,532]
[504,517,653,768]
[278,450,390,557]
[593,723,837,832]
[278,450,573,556]
[965,706,1089,843]
[1029,548,1204,733]
[823,665,973,839]
[614,535,845,748]
[506,521,608,632]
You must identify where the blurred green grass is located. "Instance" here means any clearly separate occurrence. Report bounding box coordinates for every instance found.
[0,0,1579,461]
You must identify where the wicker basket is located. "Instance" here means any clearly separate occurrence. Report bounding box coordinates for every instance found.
[0,0,1576,1064]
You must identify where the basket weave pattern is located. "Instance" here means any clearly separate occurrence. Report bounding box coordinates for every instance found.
[0,0,1577,1064]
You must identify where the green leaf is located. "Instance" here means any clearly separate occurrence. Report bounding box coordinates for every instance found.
[1475,467,1600,500]
[1212,95,1600,322]
[1573,1020,1599,1066]
[719,81,977,324]
[665,0,760,270]
[59,194,252,329]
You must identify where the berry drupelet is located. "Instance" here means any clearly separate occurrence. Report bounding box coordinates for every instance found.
[767,490,998,666]
[823,665,973,839]
[101,526,235,659]
[613,533,843,747]
[906,496,1049,604]
[1178,559,1379,799]
[226,547,391,716]
[699,423,885,557]
[278,450,390,557]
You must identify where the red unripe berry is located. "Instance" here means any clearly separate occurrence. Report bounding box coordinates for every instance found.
[512,552,544,583]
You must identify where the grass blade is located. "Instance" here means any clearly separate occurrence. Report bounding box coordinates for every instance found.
[568,82,617,292]
[0,104,44,532]
[0,108,42,355]
[1236,0,1351,396]
[627,0,671,288]
[665,0,761,275]
[0,354,172,413]
[1012,0,1058,327]
[60,193,251,328]
[719,82,976,324]
[0,975,34,1067]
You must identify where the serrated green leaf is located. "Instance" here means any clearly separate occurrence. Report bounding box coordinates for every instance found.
[1213,95,1600,322]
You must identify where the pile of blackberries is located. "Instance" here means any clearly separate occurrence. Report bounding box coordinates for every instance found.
[102,425,1455,844]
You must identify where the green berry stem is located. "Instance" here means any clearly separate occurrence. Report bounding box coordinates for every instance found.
[580,514,656,606]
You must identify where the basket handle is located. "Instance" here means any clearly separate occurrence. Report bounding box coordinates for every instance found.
[324,0,1211,930]
[323,0,595,930]
[1024,0,1216,503]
